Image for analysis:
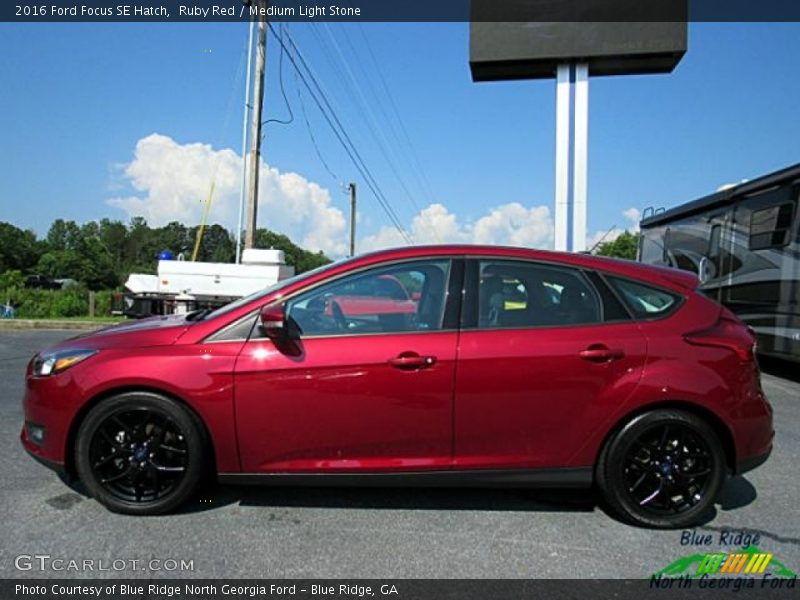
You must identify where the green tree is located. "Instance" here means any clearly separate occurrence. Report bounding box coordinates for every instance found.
[3,216,331,291]
[36,250,85,280]
[77,236,118,290]
[46,219,82,251]
[98,218,129,275]
[0,222,44,272]
[595,231,640,261]
[155,222,192,258]
[37,233,118,291]
[189,224,235,263]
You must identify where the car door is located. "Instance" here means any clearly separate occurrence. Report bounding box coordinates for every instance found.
[234,258,462,473]
[453,259,647,470]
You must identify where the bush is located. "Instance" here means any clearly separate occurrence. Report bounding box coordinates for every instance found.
[0,282,124,318]
[52,290,89,317]
[94,290,117,317]
[1,287,89,319]
[0,269,25,291]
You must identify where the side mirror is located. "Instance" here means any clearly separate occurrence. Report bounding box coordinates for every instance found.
[259,303,287,341]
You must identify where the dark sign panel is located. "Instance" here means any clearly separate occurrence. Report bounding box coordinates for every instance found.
[470,2,688,81]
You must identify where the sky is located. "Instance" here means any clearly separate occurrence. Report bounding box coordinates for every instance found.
[0,21,799,258]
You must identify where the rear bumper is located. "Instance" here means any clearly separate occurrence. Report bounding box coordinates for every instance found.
[736,446,772,475]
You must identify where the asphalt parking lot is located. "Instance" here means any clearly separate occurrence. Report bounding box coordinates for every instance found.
[1,330,798,579]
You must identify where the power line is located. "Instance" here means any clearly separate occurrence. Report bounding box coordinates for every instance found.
[262,23,294,129]
[356,23,439,212]
[321,23,425,223]
[293,62,341,186]
[270,24,411,244]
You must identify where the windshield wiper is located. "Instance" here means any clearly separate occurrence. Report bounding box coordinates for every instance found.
[185,308,213,322]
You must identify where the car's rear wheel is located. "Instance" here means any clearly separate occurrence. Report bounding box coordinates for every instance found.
[596,409,726,528]
[75,392,206,515]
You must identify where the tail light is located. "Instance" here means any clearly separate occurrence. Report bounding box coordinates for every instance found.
[683,313,756,362]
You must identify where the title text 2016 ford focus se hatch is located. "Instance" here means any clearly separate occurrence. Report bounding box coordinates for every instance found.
[21,246,773,528]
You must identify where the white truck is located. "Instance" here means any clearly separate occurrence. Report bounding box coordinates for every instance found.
[121,248,295,317]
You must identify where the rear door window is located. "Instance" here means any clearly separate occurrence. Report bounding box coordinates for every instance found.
[476,260,601,328]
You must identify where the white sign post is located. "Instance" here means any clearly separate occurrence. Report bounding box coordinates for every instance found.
[554,63,588,252]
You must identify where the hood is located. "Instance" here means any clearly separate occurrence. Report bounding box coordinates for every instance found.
[55,314,191,351]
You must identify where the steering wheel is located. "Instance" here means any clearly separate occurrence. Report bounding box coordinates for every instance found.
[330,300,348,331]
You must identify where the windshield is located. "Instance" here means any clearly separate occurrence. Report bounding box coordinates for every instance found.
[200,257,358,321]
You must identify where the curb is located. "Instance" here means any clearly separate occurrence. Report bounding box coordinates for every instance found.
[0,319,122,331]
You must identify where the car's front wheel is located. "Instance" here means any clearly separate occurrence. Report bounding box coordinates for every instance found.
[596,409,726,528]
[75,392,206,514]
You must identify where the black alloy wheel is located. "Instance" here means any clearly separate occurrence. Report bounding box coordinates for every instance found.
[597,409,726,528]
[75,392,206,514]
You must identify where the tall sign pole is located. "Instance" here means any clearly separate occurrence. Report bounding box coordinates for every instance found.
[572,63,589,253]
[554,63,589,252]
[244,0,267,250]
[470,11,687,253]
[554,65,570,251]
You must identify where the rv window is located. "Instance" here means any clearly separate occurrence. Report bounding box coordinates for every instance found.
[662,228,671,262]
[749,203,794,250]
[708,224,721,258]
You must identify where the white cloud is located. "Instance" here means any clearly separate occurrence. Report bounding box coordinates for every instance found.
[622,207,641,230]
[107,134,348,256]
[109,134,645,260]
[472,203,553,247]
[359,202,554,253]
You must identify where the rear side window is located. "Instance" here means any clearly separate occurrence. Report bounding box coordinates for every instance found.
[585,271,631,322]
[607,277,681,319]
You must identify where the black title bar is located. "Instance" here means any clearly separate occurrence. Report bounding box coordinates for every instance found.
[3,0,800,23]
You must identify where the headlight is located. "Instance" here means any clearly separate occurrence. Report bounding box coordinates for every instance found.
[32,349,97,377]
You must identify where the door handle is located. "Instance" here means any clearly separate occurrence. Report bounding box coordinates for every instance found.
[388,353,437,370]
[579,345,625,363]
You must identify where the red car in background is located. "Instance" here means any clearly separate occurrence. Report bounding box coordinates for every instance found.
[21,245,773,528]
[320,274,418,332]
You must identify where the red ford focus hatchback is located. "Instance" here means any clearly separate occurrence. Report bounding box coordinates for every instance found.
[21,246,773,528]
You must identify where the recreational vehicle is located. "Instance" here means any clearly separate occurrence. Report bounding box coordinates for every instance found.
[639,163,800,362]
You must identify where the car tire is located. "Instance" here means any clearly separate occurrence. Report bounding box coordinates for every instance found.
[75,391,207,515]
[596,409,726,529]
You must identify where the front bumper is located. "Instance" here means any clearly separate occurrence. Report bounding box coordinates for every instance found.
[21,364,87,466]
[21,425,67,477]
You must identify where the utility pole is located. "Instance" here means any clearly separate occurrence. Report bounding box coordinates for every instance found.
[244,0,267,250]
[235,17,255,263]
[348,183,356,257]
